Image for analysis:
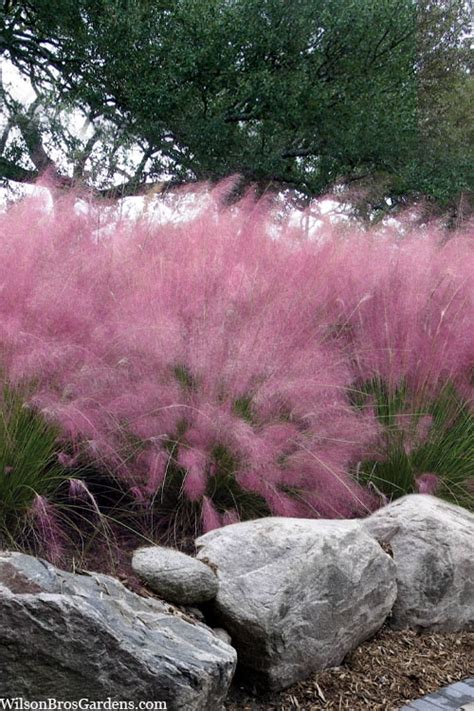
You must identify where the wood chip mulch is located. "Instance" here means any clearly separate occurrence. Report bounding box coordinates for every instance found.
[225,626,474,710]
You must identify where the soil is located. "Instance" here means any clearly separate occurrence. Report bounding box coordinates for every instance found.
[225,626,474,710]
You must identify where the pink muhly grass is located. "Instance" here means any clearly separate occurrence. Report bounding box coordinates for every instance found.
[0,183,472,536]
[68,478,101,517]
[415,473,441,495]
[29,494,64,564]
[322,229,474,402]
[222,508,240,526]
[415,415,434,443]
[68,478,89,500]
[129,486,147,503]
[178,448,208,501]
[201,495,222,532]
[142,450,167,496]
[58,451,79,468]
[395,413,434,455]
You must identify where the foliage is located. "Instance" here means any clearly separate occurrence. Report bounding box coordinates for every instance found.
[0,186,472,552]
[1,0,472,210]
[0,188,381,533]
[0,380,125,564]
[352,380,474,509]
[0,381,66,551]
[318,221,474,508]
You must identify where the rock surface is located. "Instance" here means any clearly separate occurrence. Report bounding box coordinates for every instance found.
[132,545,219,604]
[0,551,236,709]
[363,494,474,632]
[212,627,232,646]
[196,517,396,692]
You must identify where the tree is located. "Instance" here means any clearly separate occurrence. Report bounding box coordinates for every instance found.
[1,0,472,208]
[410,0,473,208]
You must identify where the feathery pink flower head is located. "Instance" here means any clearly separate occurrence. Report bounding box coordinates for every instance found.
[30,494,64,564]
[415,473,440,495]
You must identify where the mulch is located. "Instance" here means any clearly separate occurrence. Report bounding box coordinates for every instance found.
[225,625,474,710]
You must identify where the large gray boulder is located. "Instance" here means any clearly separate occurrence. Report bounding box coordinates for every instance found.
[362,494,474,632]
[0,551,236,709]
[132,546,218,604]
[196,517,396,692]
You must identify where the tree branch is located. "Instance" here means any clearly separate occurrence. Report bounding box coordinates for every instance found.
[97,177,186,200]
[0,157,38,183]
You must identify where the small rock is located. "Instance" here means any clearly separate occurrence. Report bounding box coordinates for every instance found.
[213,628,232,645]
[363,494,474,631]
[132,546,219,605]
[196,517,396,692]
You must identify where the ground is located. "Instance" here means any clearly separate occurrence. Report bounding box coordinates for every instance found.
[225,626,474,710]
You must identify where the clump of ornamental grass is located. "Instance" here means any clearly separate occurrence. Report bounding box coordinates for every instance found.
[317,222,474,509]
[0,381,67,560]
[351,379,474,509]
[0,379,117,565]
[0,189,379,542]
[0,184,472,556]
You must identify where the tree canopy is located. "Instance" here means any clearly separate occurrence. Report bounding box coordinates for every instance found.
[1,0,472,210]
